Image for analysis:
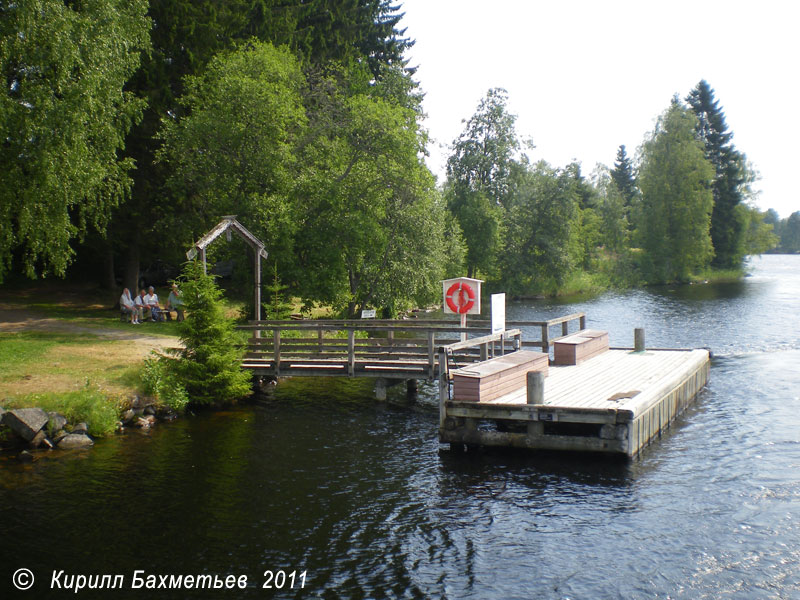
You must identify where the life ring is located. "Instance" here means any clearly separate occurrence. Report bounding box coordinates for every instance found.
[446,282,475,314]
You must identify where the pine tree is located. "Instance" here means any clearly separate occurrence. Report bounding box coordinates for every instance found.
[611,145,637,207]
[167,261,252,405]
[687,80,747,268]
[263,262,295,320]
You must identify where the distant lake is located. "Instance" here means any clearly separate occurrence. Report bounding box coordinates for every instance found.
[2,254,799,599]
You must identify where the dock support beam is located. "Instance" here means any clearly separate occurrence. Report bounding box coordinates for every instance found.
[375,378,387,401]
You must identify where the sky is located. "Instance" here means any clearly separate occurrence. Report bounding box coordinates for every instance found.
[399,0,799,218]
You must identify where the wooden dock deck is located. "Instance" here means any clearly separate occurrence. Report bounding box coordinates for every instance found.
[439,348,710,457]
[238,314,709,456]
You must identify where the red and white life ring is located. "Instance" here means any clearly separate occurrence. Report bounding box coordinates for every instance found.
[445,281,475,314]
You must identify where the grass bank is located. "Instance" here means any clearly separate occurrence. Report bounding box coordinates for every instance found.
[0,282,190,436]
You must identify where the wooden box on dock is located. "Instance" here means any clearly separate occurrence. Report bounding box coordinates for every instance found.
[553,329,609,365]
[451,350,549,403]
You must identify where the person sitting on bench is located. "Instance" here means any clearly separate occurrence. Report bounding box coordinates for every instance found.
[145,286,164,322]
[135,288,150,321]
[167,283,185,322]
[120,288,140,324]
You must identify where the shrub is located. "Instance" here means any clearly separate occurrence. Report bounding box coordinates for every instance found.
[141,356,189,412]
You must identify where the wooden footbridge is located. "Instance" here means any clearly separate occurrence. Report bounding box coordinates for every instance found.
[239,313,586,381]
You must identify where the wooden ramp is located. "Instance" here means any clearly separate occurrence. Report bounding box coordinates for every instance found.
[440,348,710,457]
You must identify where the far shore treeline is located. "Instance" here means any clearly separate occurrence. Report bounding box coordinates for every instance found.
[2,1,796,317]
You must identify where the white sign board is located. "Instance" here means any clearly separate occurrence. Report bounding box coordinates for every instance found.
[361,309,377,319]
[491,293,506,334]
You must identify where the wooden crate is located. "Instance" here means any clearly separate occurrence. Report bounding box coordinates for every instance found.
[452,350,549,402]
[553,329,609,365]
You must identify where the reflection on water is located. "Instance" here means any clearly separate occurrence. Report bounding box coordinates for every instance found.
[2,255,800,599]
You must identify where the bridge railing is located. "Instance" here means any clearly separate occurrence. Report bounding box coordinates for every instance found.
[238,313,585,379]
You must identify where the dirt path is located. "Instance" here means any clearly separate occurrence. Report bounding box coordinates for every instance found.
[0,306,179,352]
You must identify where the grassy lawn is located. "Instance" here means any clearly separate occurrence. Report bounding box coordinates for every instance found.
[0,331,145,398]
[0,282,187,435]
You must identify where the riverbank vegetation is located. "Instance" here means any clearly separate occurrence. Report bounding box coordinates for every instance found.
[2,1,791,318]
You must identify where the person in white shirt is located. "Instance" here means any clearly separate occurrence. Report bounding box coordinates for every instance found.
[145,286,164,322]
[120,288,140,324]
[135,289,149,321]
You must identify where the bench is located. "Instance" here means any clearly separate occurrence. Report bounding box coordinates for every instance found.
[553,329,609,365]
[451,350,549,402]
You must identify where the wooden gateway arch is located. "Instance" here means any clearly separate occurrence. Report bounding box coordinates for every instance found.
[187,215,268,322]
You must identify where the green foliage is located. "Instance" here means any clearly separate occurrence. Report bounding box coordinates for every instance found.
[141,356,189,412]
[2,386,120,437]
[593,166,630,253]
[687,80,748,269]
[500,161,582,295]
[742,205,779,255]
[263,262,294,320]
[158,41,306,269]
[165,261,252,405]
[296,71,447,315]
[777,212,800,252]
[0,0,150,281]
[446,88,522,278]
[637,99,715,283]
[611,144,638,207]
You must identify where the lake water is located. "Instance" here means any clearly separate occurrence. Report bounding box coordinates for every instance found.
[2,255,799,599]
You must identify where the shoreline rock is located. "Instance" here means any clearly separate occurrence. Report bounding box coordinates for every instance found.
[1,396,172,459]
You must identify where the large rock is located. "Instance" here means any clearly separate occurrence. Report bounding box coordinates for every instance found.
[71,422,89,434]
[47,412,68,436]
[4,408,49,441]
[57,433,94,449]
[0,405,6,425]
[121,409,136,425]
[28,430,48,449]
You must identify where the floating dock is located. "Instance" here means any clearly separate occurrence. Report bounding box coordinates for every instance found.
[439,346,710,457]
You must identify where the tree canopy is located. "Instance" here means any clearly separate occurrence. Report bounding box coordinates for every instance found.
[637,99,714,282]
[160,43,445,317]
[0,0,150,281]
[446,88,522,278]
[687,80,748,269]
